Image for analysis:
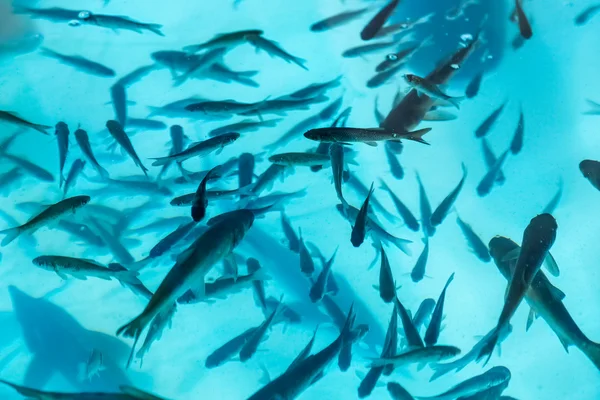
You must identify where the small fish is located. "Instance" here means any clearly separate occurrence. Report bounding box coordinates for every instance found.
[343,37,410,58]
[417,173,435,237]
[369,345,460,368]
[424,273,455,346]
[376,245,398,303]
[287,76,342,99]
[74,128,109,179]
[430,164,467,227]
[54,122,70,188]
[361,0,401,40]
[269,152,330,167]
[309,248,338,302]
[510,108,524,154]
[476,150,509,197]
[150,133,240,166]
[0,151,54,182]
[580,159,600,192]
[183,29,263,53]
[367,61,407,88]
[413,298,436,331]
[305,127,432,146]
[62,159,86,197]
[206,327,257,368]
[33,255,139,283]
[281,212,300,253]
[40,47,116,77]
[411,238,430,283]
[478,214,558,363]
[78,11,164,36]
[384,143,404,180]
[238,152,256,193]
[191,166,220,222]
[239,300,282,362]
[247,34,307,70]
[13,6,82,23]
[109,83,128,127]
[465,71,484,98]
[127,118,167,131]
[351,182,375,247]
[117,64,157,87]
[329,143,347,204]
[374,13,435,38]
[542,181,563,214]
[147,221,197,260]
[210,119,281,137]
[77,349,105,381]
[0,196,90,246]
[249,164,287,198]
[388,382,416,400]
[475,102,507,138]
[0,110,50,134]
[575,4,600,25]
[404,74,463,109]
[514,0,533,39]
[310,8,370,32]
[481,138,505,184]
[380,180,419,231]
[456,216,490,262]
[105,120,148,176]
[394,296,425,348]
[419,366,511,400]
[298,228,315,276]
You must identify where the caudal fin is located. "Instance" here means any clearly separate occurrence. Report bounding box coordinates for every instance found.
[582,341,600,371]
[114,269,141,285]
[147,23,164,37]
[405,128,432,145]
[0,227,20,246]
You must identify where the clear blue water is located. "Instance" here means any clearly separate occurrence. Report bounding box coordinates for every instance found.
[0,0,599,399]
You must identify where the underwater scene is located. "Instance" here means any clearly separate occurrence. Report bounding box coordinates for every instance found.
[0,0,598,399]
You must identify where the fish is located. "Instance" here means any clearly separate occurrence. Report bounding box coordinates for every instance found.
[575,4,600,25]
[239,300,282,362]
[40,47,116,77]
[13,6,82,23]
[209,118,281,137]
[269,152,330,167]
[191,166,220,222]
[206,326,256,368]
[157,125,189,181]
[579,159,600,191]
[456,216,491,262]
[514,0,533,39]
[477,149,510,197]
[368,345,461,368]
[376,245,398,303]
[489,236,600,370]
[298,228,315,276]
[0,195,90,246]
[329,143,348,204]
[281,212,300,253]
[417,173,435,237]
[74,128,109,179]
[339,323,369,372]
[361,0,401,40]
[105,120,148,176]
[388,381,416,400]
[475,102,507,138]
[351,182,375,247]
[310,8,370,32]
[0,151,55,182]
[304,127,432,146]
[62,159,86,197]
[55,122,70,187]
[542,181,563,214]
[33,255,139,283]
[87,218,135,265]
[309,247,338,302]
[117,64,157,87]
[384,142,404,179]
[247,34,307,70]
[286,76,342,100]
[77,349,105,382]
[424,273,455,346]
[367,61,407,88]
[478,214,558,363]
[394,296,425,348]
[380,180,419,231]
[481,138,505,184]
[465,71,484,98]
[411,238,430,283]
[110,83,128,127]
[510,108,525,154]
[374,13,435,38]
[172,48,228,87]
[430,325,512,381]
[412,298,436,331]
[418,366,511,400]
[430,163,467,227]
[0,110,50,134]
[183,29,263,53]
[116,210,255,349]
[403,74,464,109]
[77,11,164,36]
[375,43,421,73]
[150,133,240,166]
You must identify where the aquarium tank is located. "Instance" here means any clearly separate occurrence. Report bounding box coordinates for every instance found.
[0,0,599,399]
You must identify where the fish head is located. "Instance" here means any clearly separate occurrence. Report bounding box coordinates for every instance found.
[32,256,54,270]
[488,236,519,279]
[304,129,324,141]
[402,73,420,85]
[580,159,600,179]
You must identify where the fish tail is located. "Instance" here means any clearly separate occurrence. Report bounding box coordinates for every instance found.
[404,128,432,145]
[476,329,499,366]
[116,314,148,340]
[31,123,51,135]
[450,96,465,110]
[0,227,20,246]
[582,340,600,371]
[97,165,110,180]
[114,269,141,285]
[151,158,168,167]
[147,23,165,37]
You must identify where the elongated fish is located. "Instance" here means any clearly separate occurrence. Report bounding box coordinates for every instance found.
[481,138,505,184]
[476,150,509,197]
[475,102,506,138]
[388,381,415,400]
[478,214,558,363]
[191,166,219,222]
[33,255,138,283]
[418,366,511,400]
[0,110,50,134]
[74,128,109,179]
[63,159,86,197]
[394,296,425,348]
[424,273,455,346]
[117,210,255,347]
[151,133,240,166]
[309,247,338,302]
[377,245,397,303]
[351,182,375,247]
[110,83,128,127]
[430,163,467,226]
[305,127,432,146]
[105,120,148,176]
[465,71,484,98]
[0,195,90,246]
[183,29,262,53]
[456,216,490,262]
[310,8,370,32]
[510,108,525,154]
[247,34,307,70]
[580,159,600,191]
[411,238,430,282]
[269,152,330,167]
[368,345,460,368]
[380,180,419,231]
[78,11,164,36]
[514,0,533,39]
[40,47,116,77]
[404,74,464,109]
[239,300,282,362]
[361,0,401,40]
[55,122,70,187]
[417,173,435,237]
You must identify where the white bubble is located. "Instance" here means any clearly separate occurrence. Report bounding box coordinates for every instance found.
[450,63,460,69]
[460,33,473,41]
[78,11,91,19]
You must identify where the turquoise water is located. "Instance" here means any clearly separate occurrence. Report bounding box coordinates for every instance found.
[0,0,599,399]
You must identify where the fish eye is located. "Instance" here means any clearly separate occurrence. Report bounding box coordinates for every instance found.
[386,54,398,61]
[68,19,81,27]
[78,11,92,20]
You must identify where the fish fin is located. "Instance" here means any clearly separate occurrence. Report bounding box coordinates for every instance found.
[543,252,560,277]
[364,142,378,147]
[0,227,20,246]
[547,282,566,302]
[582,341,600,371]
[404,127,432,145]
[558,335,571,353]
[501,248,520,262]
[525,308,537,332]
[372,284,380,291]
[449,96,465,110]
[114,269,141,284]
